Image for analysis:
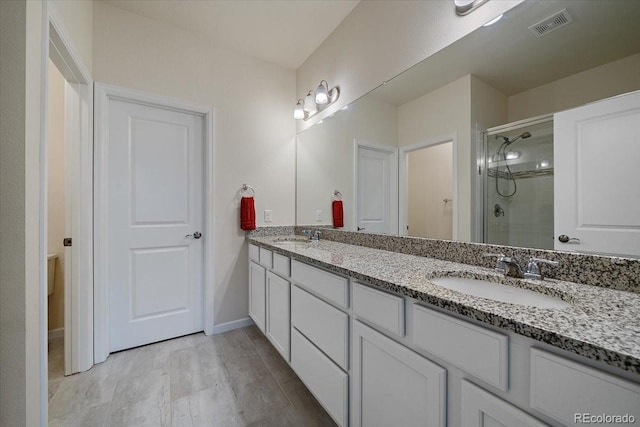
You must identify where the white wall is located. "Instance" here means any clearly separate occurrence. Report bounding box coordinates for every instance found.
[508,53,640,122]
[0,0,44,425]
[49,0,93,74]
[296,0,523,131]
[47,59,66,331]
[397,75,471,239]
[297,93,397,229]
[93,2,296,326]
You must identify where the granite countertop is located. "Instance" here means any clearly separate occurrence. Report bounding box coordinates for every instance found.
[249,235,640,375]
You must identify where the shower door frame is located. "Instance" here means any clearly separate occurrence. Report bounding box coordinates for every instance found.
[480,114,553,246]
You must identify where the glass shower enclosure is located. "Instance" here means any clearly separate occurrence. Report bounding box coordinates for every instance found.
[483,117,554,250]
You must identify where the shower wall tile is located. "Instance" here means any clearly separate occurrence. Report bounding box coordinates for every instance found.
[294,226,640,293]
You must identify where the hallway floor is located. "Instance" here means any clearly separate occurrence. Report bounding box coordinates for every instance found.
[48,326,336,426]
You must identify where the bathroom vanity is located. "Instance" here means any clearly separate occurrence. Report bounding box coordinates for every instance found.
[247,234,640,427]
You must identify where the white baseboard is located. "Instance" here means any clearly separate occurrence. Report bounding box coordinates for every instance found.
[210,317,254,335]
[48,328,64,341]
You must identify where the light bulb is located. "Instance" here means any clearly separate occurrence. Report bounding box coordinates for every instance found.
[293,101,304,119]
[303,91,317,113]
[315,81,329,105]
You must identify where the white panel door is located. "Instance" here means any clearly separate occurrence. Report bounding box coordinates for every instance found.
[554,91,640,256]
[356,144,398,234]
[108,98,204,352]
[266,271,290,361]
[249,261,266,332]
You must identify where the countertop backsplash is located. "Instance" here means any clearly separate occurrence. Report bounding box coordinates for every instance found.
[293,226,640,293]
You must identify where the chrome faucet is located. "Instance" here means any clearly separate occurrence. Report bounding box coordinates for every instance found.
[312,230,322,241]
[524,257,560,280]
[484,253,560,280]
[483,253,524,278]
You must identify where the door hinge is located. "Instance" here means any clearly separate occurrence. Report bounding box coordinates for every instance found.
[63,238,72,247]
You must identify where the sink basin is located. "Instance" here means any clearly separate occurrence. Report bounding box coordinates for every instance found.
[272,237,311,247]
[429,277,571,309]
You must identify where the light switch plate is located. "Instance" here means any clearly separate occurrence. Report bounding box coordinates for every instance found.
[316,210,323,221]
[264,210,273,222]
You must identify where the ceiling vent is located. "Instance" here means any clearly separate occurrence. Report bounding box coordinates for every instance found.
[528,9,574,38]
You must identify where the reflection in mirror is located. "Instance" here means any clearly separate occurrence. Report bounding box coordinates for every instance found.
[484,118,553,249]
[296,0,640,256]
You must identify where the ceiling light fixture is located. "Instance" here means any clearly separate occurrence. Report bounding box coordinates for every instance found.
[483,13,503,27]
[294,80,340,120]
[454,0,489,16]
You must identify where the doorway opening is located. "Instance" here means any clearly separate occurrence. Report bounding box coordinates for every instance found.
[399,135,457,239]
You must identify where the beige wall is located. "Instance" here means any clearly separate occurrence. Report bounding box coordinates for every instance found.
[297,94,398,229]
[47,59,66,332]
[0,0,45,425]
[93,2,296,326]
[397,75,471,240]
[296,0,523,132]
[407,142,453,239]
[508,53,640,122]
[49,0,93,74]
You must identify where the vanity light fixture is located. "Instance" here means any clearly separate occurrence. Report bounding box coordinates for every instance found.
[304,91,317,114]
[454,0,489,16]
[294,80,340,120]
[293,99,305,119]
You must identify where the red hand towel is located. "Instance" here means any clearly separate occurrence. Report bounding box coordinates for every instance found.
[332,200,344,228]
[241,197,256,230]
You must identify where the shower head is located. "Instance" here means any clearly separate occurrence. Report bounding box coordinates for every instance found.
[495,132,532,145]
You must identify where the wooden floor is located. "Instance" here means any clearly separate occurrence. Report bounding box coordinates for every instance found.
[48,326,336,426]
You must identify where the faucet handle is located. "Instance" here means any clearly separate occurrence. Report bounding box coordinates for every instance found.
[483,253,507,274]
[524,257,560,280]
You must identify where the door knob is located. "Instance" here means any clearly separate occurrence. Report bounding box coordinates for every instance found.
[185,231,202,239]
[558,234,580,243]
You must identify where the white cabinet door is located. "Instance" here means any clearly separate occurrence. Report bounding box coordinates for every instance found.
[266,271,290,361]
[461,380,546,427]
[554,90,640,256]
[249,261,266,332]
[352,321,446,427]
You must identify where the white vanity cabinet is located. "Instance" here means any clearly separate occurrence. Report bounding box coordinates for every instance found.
[248,260,266,332]
[266,271,290,360]
[352,321,446,427]
[248,245,640,427]
[249,244,291,357]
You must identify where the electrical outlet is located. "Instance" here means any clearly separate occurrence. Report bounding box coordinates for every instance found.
[315,210,323,221]
[264,210,273,222]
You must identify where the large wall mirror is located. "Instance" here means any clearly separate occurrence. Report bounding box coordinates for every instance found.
[296,0,640,257]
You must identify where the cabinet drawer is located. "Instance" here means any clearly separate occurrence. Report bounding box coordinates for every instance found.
[249,244,259,261]
[291,285,349,370]
[291,260,348,308]
[291,327,348,427]
[273,253,290,277]
[259,247,273,269]
[353,282,404,337]
[413,305,509,391]
[530,348,640,425]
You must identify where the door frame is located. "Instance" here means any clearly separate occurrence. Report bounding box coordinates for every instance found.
[93,83,215,363]
[45,4,94,379]
[353,140,399,234]
[399,134,458,239]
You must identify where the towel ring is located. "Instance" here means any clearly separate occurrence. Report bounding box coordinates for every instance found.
[239,184,255,198]
[332,190,343,200]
